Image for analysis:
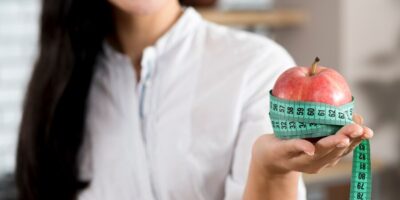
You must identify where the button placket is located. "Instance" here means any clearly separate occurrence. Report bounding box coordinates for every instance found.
[139,46,159,199]
[139,47,156,117]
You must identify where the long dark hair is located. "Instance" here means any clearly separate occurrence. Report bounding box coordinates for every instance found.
[16,0,113,199]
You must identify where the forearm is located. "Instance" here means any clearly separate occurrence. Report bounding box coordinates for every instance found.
[243,157,300,200]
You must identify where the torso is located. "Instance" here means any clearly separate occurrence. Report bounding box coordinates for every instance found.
[77,7,303,200]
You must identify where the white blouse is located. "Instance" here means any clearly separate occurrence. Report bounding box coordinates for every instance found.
[78,7,306,200]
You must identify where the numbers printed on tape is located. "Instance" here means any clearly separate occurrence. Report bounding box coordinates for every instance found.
[268,90,372,200]
[269,91,354,127]
[350,140,371,200]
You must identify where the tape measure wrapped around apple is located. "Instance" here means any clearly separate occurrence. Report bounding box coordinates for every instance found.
[269,57,371,200]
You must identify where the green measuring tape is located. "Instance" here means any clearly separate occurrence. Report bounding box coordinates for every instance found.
[268,90,371,200]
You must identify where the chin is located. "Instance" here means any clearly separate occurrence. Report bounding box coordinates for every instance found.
[109,0,170,15]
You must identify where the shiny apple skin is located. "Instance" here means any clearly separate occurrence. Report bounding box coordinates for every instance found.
[272,66,352,106]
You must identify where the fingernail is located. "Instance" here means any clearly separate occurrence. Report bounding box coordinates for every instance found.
[359,116,364,124]
[361,133,369,139]
[350,125,364,138]
[365,128,374,138]
[305,151,314,156]
[362,131,373,139]
[337,139,350,148]
[350,131,362,138]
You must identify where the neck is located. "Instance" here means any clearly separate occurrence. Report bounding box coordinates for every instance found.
[110,1,182,66]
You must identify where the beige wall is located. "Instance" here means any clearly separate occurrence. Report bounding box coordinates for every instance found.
[342,0,400,164]
[342,0,400,80]
[275,0,342,69]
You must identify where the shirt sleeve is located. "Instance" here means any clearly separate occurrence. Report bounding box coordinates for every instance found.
[224,40,307,200]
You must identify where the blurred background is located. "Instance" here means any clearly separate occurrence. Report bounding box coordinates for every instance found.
[0,0,399,199]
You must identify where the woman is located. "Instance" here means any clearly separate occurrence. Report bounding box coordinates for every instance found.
[16,0,373,199]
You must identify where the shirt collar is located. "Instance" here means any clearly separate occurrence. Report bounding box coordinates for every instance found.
[102,7,203,62]
[153,7,202,54]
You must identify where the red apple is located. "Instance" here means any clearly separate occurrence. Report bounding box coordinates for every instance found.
[272,57,352,107]
[272,57,352,142]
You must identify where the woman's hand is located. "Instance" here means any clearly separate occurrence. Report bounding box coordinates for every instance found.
[243,114,374,200]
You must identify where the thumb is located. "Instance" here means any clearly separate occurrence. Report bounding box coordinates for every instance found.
[353,113,364,125]
[282,139,315,156]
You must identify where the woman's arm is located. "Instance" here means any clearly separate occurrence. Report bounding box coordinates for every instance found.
[244,114,373,200]
[245,156,300,199]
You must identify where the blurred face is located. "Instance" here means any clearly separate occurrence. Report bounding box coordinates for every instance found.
[108,0,173,15]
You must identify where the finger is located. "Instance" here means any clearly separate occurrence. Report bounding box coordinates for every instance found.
[345,126,374,155]
[337,123,364,139]
[282,139,316,156]
[343,126,373,155]
[361,126,374,139]
[313,134,350,159]
[352,113,364,125]
[285,140,348,174]
[318,141,350,163]
[326,159,341,168]
[315,124,362,159]
[313,124,362,159]
[343,138,363,156]
[316,133,350,150]
[288,144,347,174]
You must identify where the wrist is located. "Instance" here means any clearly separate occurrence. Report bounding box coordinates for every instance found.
[252,135,292,176]
[245,153,300,200]
[251,153,299,181]
[244,135,301,200]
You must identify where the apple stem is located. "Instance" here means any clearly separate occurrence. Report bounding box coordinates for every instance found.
[311,57,320,76]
